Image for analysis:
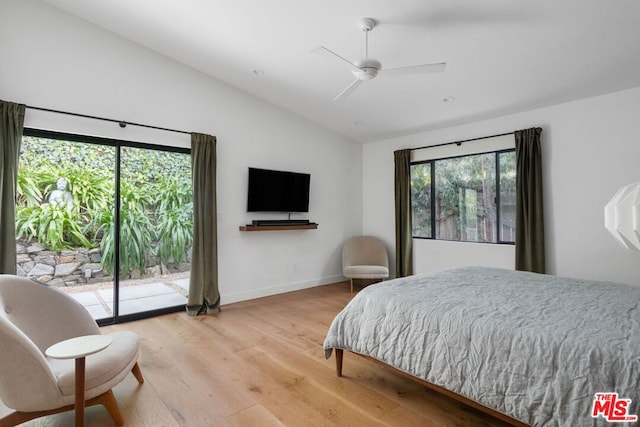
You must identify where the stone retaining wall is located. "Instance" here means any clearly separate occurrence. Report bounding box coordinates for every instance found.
[16,241,191,287]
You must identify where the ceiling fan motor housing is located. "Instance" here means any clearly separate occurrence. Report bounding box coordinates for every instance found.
[353,58,382,80]
[359,18,376,32]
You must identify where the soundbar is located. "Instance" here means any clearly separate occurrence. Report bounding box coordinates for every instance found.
[252,219,310,226]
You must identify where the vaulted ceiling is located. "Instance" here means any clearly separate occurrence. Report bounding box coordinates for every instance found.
[42,0,640,142]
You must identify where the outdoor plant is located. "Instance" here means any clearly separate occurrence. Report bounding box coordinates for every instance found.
[16,202,91,250]
[15,166,111,251]
[61,167,113,213]
[16,165,44,207]
[98,205,154,275]
[152,175,193,265]
[17,135,195,277]
[97,179,155,275]
[156,202,193,265]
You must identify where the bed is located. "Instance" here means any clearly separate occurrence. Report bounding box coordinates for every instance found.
[323,267,640,426]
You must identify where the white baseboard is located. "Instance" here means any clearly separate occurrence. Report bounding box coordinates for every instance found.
[221,274,345,305]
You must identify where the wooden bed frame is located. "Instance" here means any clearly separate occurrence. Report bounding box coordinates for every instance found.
[333,349,529,427]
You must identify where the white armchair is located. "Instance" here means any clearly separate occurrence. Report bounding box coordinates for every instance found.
[342,236,390,292]
[0,274,143,426]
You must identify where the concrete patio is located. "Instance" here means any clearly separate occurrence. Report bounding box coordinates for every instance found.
[62,275,189,320]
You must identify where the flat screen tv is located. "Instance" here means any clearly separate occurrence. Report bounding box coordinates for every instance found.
[247,167,310,213]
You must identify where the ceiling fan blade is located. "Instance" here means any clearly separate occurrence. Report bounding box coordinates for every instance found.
[382,62,446,76]
[333,79,363,101]
[313,46,360,72]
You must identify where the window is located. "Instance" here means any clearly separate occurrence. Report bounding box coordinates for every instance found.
[411,150,515,243]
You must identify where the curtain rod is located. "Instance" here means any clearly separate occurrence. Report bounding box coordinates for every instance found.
[410,131,515,152]
[26,105,191,136]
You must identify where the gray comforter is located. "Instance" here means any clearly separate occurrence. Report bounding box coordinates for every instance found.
[323,267,640,426]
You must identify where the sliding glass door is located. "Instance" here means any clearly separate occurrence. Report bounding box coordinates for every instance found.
[16,129,191,324]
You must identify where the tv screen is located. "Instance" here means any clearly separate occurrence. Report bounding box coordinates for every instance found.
[247,167,310,213]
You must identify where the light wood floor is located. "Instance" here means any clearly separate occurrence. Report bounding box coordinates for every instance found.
[20,282,513,427]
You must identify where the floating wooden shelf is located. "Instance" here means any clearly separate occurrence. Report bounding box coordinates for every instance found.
[239,223,318,231]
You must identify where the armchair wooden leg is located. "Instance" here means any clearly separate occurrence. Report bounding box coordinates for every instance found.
[98,390,124,426]
[131,362,145,384]
[0,390,125,427]
[350,278,353,293]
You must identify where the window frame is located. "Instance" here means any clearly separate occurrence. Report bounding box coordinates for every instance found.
[411,148,516,245]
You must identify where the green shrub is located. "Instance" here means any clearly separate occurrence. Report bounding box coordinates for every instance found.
[16,166,44,207]
[16,202,92,250]
[156,202,193,265]
[96,180,155,275]
[98,204,154,275]
[62,168,113,213]
[17,136,194,276]
[152,176,193,265]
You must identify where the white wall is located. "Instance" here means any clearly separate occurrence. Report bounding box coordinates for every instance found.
[363,87,640,286]
[0,0,363,304]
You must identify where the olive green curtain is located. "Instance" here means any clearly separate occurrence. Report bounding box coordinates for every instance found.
[394,149,413,277]
[187,133,220,315]
[515,127,545,273]
[0,100,25,275]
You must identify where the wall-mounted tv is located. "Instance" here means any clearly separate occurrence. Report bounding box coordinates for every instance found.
[247,167,310,213]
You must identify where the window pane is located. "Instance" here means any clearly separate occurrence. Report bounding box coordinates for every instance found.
[499,151,516,242]
[434,154,497,242]
[410,162,432,238]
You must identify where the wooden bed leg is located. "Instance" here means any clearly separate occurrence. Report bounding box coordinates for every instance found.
[335,349,343,377]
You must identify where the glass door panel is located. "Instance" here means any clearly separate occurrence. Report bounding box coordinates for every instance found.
[116,146,191,317]
[17,135,116,322]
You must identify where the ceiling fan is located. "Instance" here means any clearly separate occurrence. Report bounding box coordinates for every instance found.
[314,18,446,101]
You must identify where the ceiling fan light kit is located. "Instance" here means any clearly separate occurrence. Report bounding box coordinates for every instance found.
[316,17,446,101]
